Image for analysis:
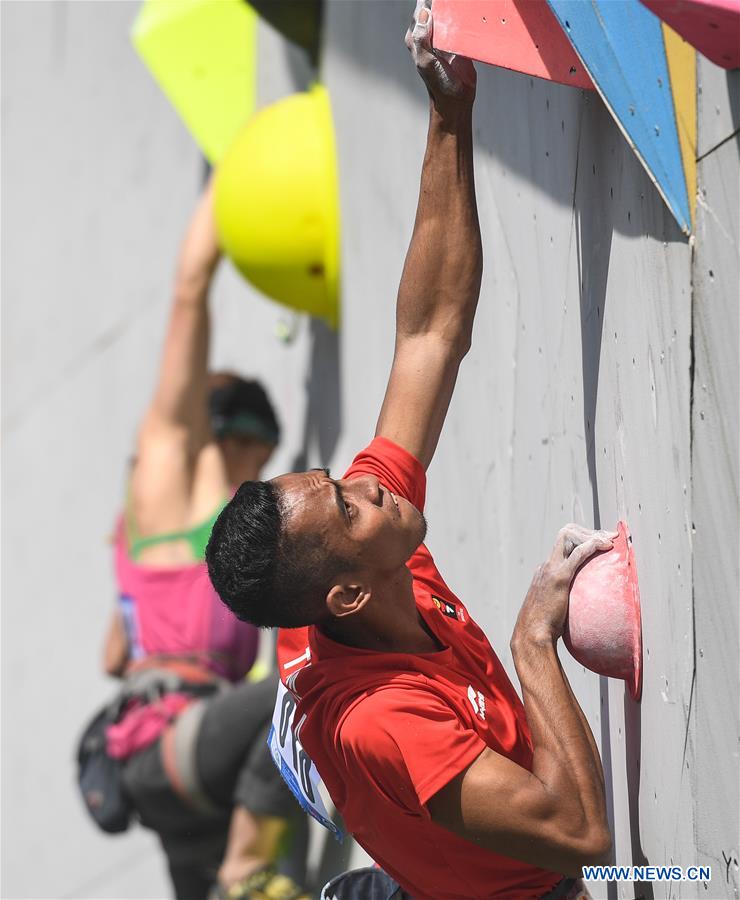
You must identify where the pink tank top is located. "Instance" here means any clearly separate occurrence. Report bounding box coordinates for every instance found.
[108,519,259,760]
[114,518,259,681]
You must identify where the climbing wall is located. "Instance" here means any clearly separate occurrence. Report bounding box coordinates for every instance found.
[320,2,738,897]
[2,2,737,898]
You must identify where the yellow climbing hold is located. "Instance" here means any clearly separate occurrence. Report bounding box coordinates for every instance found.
[132,0,257,163]
[214,85,340,329]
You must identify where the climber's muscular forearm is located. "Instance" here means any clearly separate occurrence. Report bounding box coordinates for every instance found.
[396,103,480,346]
[376,102,481,471]
[558,645,605,792]
[508,636,609,866]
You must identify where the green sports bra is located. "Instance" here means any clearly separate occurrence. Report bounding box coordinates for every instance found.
[127,499,227,562]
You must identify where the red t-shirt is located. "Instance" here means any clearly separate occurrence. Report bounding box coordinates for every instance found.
[277,437,562,900]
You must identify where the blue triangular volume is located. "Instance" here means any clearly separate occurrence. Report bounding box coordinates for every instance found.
[546,0,690,234]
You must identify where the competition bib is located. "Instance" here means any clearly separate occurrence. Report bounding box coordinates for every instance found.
[268,679,343,841]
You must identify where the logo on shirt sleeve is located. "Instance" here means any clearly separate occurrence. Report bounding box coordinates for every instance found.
[467,685,487,720]
[432,595,465,622]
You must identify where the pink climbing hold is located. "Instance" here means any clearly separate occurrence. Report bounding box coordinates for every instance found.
[432,0,595,89]
[640,0,740,70]
[564,520,643,700]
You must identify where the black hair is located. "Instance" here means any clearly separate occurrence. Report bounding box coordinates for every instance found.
[206,479,346,628]
[209,377,280,445]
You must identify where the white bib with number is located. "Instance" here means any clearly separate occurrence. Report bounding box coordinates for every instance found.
[268,679,343,841]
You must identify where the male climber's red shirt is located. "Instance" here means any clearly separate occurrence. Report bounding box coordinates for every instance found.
[277,437,562,900]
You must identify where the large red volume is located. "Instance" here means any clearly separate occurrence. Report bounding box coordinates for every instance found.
[641,0,740,70]
[432,0,594,89]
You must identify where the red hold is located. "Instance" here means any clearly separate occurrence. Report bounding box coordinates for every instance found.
[564,520,643,700]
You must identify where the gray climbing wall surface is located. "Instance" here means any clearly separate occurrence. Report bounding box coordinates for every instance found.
[2,1,737,898]
[691,59,740,896]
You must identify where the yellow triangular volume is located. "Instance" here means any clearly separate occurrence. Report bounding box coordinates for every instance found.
[662,21,697,230]
[132,0,257,163]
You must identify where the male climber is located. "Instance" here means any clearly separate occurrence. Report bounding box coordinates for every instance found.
[206,5,612,899]
[99,180,307,900]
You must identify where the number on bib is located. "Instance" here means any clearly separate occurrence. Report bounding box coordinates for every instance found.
[268,680,343,841]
